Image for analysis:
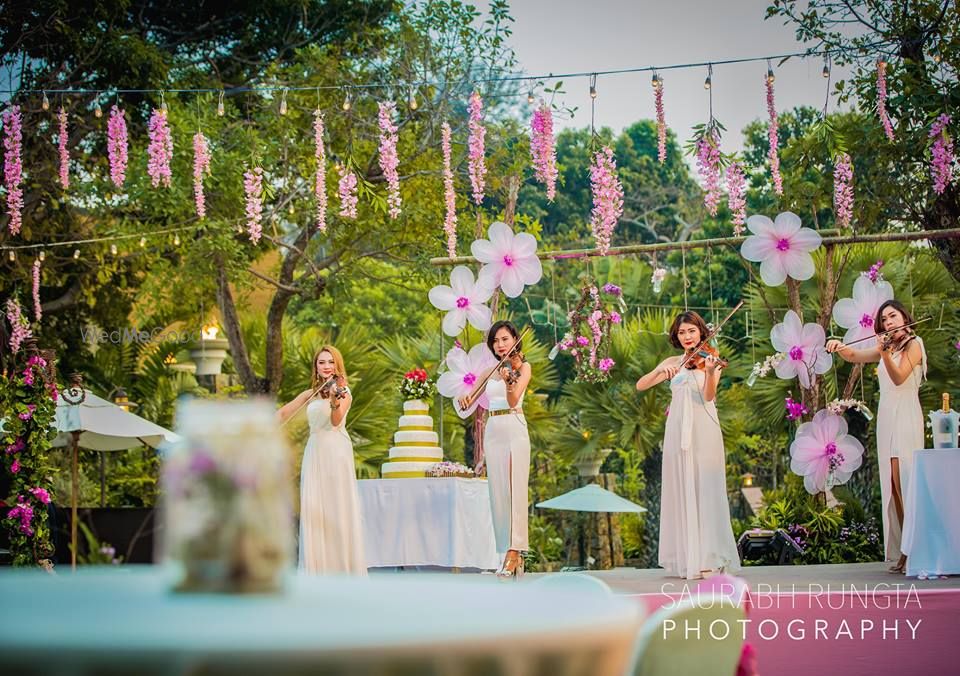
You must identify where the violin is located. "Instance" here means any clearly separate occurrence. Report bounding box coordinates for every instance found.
[684,345,728,371]
[318,374,349,402]
[502,350,527,387]
[880,329,915,353]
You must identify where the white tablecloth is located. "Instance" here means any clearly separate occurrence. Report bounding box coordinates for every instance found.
[358,477,500,570]
[0,568,643,676]
[902,448,960,576]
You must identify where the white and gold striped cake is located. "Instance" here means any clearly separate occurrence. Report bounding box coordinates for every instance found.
[381,400,444,478]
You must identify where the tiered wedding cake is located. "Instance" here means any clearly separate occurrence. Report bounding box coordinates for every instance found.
[381,399,444,478]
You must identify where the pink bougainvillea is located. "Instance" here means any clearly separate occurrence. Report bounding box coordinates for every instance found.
[313,110,327,232]
[726,161,747,235]
[467,91,487,206]
[243,166,264,244]
[377,101,401,219]
[441,122,457,257]
[589,146,624,256]
[107,105,128,188]
[3,105,24,234]
[147,108,173,188]
[192,132,211,219]
[57,107,69,190]
[766,74,783,195]
[530,103,558,201]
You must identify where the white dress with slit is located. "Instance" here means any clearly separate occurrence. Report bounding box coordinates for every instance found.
[658,368,741,579]
[298,394,367,575]
[483,378,530,555]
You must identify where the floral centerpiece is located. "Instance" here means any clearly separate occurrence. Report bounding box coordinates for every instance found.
[0,326,58,568]
[399,368,436,405]
[159,399,293,594]
[554,282,623,383]
[429,461,476,478]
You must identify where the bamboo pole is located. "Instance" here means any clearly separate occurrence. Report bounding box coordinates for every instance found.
[429,227,960,267]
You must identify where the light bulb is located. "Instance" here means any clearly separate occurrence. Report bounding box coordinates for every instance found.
[288,204,295,215]
[94,101,103,118]
[704,76,712,89]
[409,90,418,110]
[767,68,775,84]
[173,234,181,246]
[73,249,80,259]
[38,250,45,262]
[110,244,118,255]
[589,85,597,99]
[342,93,351,111]
[527,90,535,104]
[279,90,288,116]
[933,52,942,64]
[7,250,14,262]
[139,236,146,247]
[42,92,50,111]
[822,63,831,78]
[217,97,225,117]
[651,73,660,89]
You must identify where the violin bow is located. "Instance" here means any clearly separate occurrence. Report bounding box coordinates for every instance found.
[457,327,531,411]
[279,376,342,428]
[677,300,744,370]
[836,317,930,349]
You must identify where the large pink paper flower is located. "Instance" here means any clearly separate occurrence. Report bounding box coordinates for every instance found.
[437,344,498,418]
[471,221,542,298]
[740,212,822,286]
[428,265,495,337]
[832,275,894,345]
[790,409,864,494]
[770,310,832,389]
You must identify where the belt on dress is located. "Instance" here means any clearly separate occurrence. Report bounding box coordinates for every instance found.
[489,408,523,417]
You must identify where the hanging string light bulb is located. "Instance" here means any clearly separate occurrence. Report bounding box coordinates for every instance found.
[767,60,775,84]
[160,90,167,112]
[652,72,660,89]
[38,250,45,262]
[408,86,418,111]
[527,89,535,104]
[173,233,181,246]
[822,54,831,78]
[288,203,295,215]
[139,236,146,247]
[110,243,118,256]
[7,250,14,262]
[73,249,80,259]
[217,90,225,117]
[42,91,50,111]
[589,73,598,99]
[704,64,713,89]
[342,90,352,112]
[279,88,288,116]
[94,96,103,118]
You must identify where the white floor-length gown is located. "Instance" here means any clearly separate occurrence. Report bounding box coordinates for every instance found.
[483,378,530,555]
[876,337,927,562]
[658,368,741,579]
[299,395,367,575]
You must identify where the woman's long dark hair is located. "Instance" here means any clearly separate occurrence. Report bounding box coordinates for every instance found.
[668,311,710,350]
[874,300,915,335]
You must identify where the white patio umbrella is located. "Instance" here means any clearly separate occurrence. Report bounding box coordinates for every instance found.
[536,483,646,513]
[52,388,179,568]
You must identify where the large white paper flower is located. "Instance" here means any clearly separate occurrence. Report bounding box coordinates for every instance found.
[741,212,822,286]
[436,344,498,418]
[790,410,864,494]
[770,310,832,389]
[471,221,543,298]
[832,275,894,345]
[428,266,495,337]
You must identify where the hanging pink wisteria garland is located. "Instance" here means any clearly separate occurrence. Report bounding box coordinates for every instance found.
[57,107,69,190]
[32,259,42,323]
[3,105,24,235]
[107,105,128,188]
[589,146,624,256]
[929,113,954,195]
[338,164,358,219]
[5,298,31,353]
[876,61,895,142]
[696,128,723,216]
[243,166,264,244]
[192,132,211,219]
[377,101,401,219]
[530,102,558,201]
[147,108,174,188]
[765,74,783,195]
[467,91,487,206]
[313,110,327,232]
[726,161,747,235]
[654,75,667,164]
[441,122,457,258]
[833,152,854,228]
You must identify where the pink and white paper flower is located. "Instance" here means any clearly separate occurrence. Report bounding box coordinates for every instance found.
[740,212,822,286]
[471,221,543,298]
[790,409,864,494]
[831,274,894,345]
[770,310,832,389]
[437,344,498,418]
[428,265,495,337]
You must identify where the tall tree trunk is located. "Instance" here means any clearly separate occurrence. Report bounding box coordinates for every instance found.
[924,184,960,283]
[216,256,268,393]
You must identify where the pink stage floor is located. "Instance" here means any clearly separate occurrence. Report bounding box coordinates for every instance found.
[581,562,959,676]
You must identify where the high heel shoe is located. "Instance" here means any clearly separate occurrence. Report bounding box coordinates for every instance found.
[496,553,524,581]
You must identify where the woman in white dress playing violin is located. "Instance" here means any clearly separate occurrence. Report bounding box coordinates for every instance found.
[458,321,531,580]
[827,300,926,574]
[277,346,367,575]
[636,311,740,580]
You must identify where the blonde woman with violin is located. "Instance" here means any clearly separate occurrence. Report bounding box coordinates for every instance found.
[458,321,531,580]
[636,311,740,580]
[277,345,366,575]
[827,299,926,574]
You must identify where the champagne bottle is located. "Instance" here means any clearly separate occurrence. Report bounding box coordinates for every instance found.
[943,392,951,413]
